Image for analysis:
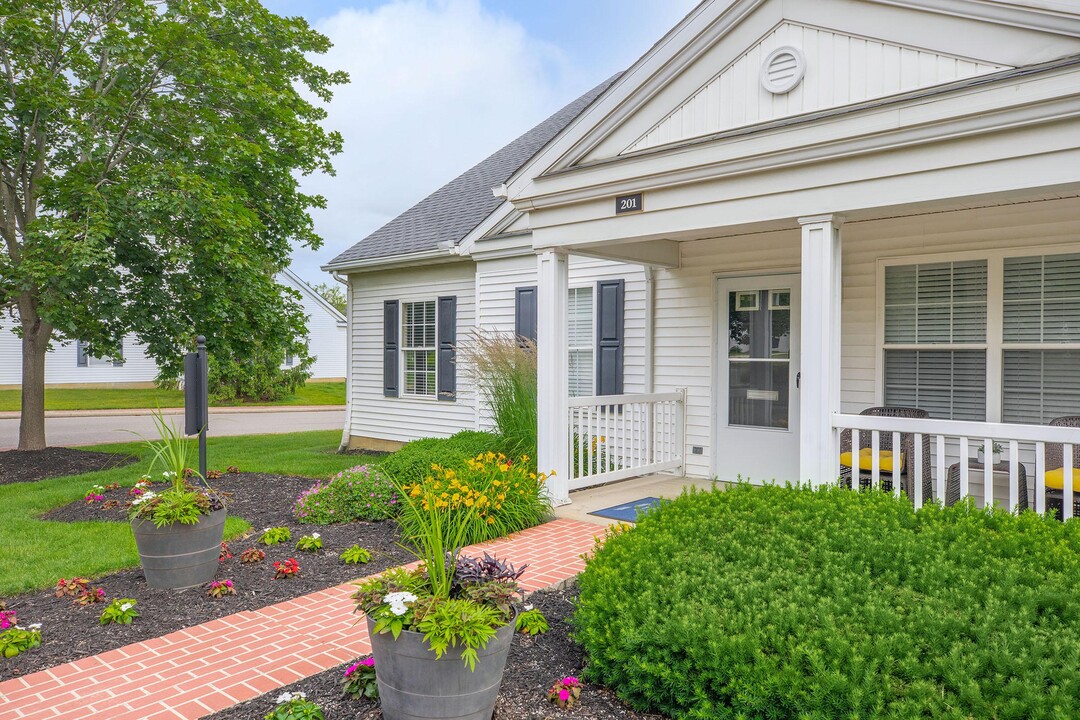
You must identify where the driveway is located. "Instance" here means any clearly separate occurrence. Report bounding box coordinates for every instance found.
[0,407,345,450]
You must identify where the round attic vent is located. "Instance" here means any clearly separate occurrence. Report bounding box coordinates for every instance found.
[760,46,806,94]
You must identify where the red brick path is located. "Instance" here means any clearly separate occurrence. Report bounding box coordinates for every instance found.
[0,519,601,720]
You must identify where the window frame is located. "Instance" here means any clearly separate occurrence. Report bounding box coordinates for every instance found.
[400,299,438,399]
[876,244,1080,424]
[567,284,595,398]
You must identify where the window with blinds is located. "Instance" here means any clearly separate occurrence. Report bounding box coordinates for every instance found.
[1002,253,1080,424]
[883,260,988,420]
[568,287,594,397]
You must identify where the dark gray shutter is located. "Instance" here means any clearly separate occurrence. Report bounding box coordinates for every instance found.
[76,341,88,367]
[383,300,399,397]
[515,286,537,344]
[437,295,457,401]
[595,279,625,396]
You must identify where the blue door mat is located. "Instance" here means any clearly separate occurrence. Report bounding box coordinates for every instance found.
[589,497,663,522]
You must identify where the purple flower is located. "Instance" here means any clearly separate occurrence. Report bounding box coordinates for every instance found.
[559,689,570,702]
[360,657,375,667]
[343,662,360,677]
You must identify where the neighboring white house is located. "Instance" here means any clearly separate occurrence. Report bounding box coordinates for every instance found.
[326,0,1080,518]
[0,268,347,387]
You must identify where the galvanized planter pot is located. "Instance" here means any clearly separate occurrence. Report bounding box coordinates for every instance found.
[131,508,226,589]
[367,615,515,720]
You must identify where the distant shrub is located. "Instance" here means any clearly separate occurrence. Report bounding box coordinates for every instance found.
[574,484,1080,720]
[378,431,503,486]
[294,465,398,524]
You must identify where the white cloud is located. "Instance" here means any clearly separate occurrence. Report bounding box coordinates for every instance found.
[291,0,584,282]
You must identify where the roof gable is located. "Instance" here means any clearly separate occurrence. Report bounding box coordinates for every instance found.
[505,0,1080,187]
[622,21,1008,155]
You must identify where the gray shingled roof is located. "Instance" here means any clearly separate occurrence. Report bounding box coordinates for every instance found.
[327,75,619,266]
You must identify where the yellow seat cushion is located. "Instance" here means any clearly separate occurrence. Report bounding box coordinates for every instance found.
[840,447,905,474]
[1044,467,1080,491]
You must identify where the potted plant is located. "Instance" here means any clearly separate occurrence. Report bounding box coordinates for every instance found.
[352,475,525,720]
[977,441,1004,466]
[129,412,225,589]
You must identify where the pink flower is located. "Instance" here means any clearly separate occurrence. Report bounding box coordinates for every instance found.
[360,657,375,667]
[564,676,579,685]
[343,662,360,677]
[559,689,570,702]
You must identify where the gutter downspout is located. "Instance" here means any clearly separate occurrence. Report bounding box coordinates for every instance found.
[333,271,352,452]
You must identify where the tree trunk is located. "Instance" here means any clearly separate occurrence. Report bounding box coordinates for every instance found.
[18,298,51,451]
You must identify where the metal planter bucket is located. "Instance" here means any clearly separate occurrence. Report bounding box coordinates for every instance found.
[367,615,514,720]
[131,508,226,589]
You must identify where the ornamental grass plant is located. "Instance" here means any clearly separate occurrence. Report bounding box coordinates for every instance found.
[459,331,537,462]
[574,484,1080,720]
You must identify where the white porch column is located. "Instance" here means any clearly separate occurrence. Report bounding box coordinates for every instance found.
[536,250,571,505]
[798,215,844,486]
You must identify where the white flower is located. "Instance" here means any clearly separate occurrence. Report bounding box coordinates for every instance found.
[275,692,294,704]
[263,527,270,532]
[311,533,320,539]
[132,491,158,506]
[28,623,42,630]
[524,604,534,612]
[120,603,132,612]
[384,591,418,616]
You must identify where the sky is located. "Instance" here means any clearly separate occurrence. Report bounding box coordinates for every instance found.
[259,0,698,286]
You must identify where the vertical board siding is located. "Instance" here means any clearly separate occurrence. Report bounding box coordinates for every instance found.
[348,262,476,443]
[625,22,1006,154]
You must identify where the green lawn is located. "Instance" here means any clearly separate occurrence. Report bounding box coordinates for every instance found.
[0,430,379,596]
[0,381,345,412]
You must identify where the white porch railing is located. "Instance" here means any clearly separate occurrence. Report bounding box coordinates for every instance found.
[832,413,1079,519]
[568,389,686,490]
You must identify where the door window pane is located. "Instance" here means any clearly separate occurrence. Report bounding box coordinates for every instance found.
[728,289,791,429]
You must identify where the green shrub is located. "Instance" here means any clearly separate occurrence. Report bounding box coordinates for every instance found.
[378,431,503,486]
[460,331,537,460]
[574,484,1080,720]
[397,451,551,547]
[293,465,398,524]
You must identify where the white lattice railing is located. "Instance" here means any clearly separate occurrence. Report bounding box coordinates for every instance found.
[832,413,1079,519]
[568,390,686,490]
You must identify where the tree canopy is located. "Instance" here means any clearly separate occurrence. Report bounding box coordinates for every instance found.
[0,1,346,448]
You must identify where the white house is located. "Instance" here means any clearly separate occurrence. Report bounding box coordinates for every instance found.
[326,0,1080,519]
[0,268,347,387]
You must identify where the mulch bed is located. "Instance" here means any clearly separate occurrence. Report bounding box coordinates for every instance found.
[1,472,411,680]
[0,447,136,485]
[209,584,664,720]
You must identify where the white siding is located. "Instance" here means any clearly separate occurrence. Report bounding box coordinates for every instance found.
[279,272,347,380]
[346,261,477,443]
[626,22,1006,154]
[653,198,1080,481]
[653,230,801,479]
[0,271,346,387]
[0,329,160,387]
[473,254,648,431]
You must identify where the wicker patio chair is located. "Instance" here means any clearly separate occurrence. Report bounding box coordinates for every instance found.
[1045,415,1080,520]
[839,406,934,506]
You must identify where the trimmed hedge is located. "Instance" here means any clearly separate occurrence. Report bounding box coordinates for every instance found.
[377,431,504,485]
[574,484,1080,720]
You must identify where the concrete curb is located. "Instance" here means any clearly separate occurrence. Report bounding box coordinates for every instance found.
[0,405,345,420]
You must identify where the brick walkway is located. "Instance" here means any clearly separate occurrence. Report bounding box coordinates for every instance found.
[0,519,602,720]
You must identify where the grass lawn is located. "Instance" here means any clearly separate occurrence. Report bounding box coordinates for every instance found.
[0,430,378,596]
[0,381,345,412]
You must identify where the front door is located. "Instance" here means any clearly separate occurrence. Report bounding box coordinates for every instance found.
[715,274,800,483]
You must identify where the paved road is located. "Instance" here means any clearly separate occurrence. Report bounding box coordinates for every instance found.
[0,408,345,450]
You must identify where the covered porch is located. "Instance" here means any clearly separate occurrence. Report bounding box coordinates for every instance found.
[534,197,1080,520]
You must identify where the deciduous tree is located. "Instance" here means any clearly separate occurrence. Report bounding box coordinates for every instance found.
[0,1,345,449]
